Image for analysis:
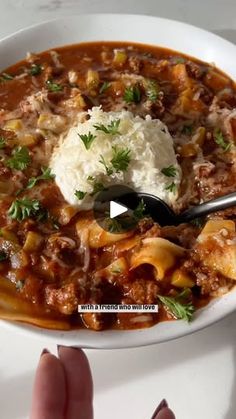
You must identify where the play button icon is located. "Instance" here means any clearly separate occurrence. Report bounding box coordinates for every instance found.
[93,184,145,233]
[110,201,128,219]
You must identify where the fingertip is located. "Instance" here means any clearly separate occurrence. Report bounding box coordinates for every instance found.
[57,345,83,355]
[38,352,59,366]
[57,345,90,369]
[30,352,66,419]
[155,407,176,419]
[40,348,50,357]
[57,345,93,418]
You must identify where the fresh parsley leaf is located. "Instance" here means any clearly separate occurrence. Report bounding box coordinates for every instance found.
[87,176,107,196]
[94,119,121,135]
[75,190,87,200]
[106,201,147,232]
[146,80,159,101]
[0,137,6,149]
[107,200,147,233]
[214,129,231,152]
[107,218,123,233]
[6,146,31,171]
[111,146,131,172]
[27,167,55,189]
[46,80,63,92]
[90,181,107,196]
[87,175,95,181]
[165,182,177,193]
[182,124,193,135]
[0,72,14,81]
[133,199,146,220]
[99,146,131,175]
[158,291,195,322]
[106,214,137,233]
[99,155,113,176]
[123,85,141,103]
[29,64,42,76]
[99,81,111,94]
[0,251,7,262]
[8,198,41,221]
[78,132,96,150]
[161,165,177,177]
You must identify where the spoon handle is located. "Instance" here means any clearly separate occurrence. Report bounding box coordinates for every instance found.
[177,192,236,223]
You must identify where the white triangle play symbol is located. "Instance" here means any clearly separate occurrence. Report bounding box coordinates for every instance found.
[110,201,128,219]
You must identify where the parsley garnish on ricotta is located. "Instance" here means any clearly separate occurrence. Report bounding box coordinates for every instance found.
[50,107,181,209]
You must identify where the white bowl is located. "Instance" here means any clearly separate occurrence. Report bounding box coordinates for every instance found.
[1,14,236,349]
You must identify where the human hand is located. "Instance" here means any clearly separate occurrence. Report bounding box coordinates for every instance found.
[30,346,175,419]
[30,346,93,419]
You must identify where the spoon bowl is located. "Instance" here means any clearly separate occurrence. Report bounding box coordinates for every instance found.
[119,191,236,226]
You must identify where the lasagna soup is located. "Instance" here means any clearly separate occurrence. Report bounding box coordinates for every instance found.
[0,42,235,331]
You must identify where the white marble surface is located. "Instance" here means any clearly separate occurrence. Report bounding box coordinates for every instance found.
[0,2,236,419]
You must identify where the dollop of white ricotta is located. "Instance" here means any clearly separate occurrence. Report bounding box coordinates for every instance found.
[50,107,181,209]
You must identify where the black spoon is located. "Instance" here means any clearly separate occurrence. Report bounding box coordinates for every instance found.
[119,191,236,227]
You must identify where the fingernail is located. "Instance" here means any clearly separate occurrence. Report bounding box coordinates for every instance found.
[151,399,168,419]
[41,348,50,357]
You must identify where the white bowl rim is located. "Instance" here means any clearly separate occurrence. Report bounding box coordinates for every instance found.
[1,13,236,349]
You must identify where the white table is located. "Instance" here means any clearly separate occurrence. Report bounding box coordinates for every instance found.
[0,2,236,418]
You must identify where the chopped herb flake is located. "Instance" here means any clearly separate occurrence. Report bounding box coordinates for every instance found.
[29,64,42,76]
[124,85,141,103]
[99,146,131,175]
[46,80,63,92]
[90,181,107,196]
[133,199,146,220]
[75,190,87,200]
[107,218,123,233]
[161,165,177,177]
[8,198,41,221]
[214,129,231,152]
[6,146,31,171]
[111,146,131,172]
[94,119,120,135]
[146,80,159,101]
[99,81,111,94]
[165,182,177,193]
[27,167,55,189]
[99,155,113,176]
[158,290,195,322]
[87,176,107,196]
[78,132,96,150]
